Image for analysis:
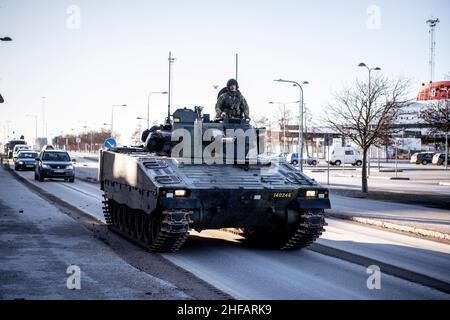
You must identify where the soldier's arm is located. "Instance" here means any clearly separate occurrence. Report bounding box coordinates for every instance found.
[215,95,225,117]
[241,96,250,117]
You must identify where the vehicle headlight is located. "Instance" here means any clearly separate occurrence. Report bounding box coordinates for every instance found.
[174,190,187,197]
[67,165,73,170]
[42,164,49,168]
[306,190,317,198]
[18,161,24,164]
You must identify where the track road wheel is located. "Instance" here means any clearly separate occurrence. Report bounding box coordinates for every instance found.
[118,205,126,232]
[112,202,120,229]
[135,212,145,241]
[127,210,137,237]
[244,209,325,250]
[142,214,152,244]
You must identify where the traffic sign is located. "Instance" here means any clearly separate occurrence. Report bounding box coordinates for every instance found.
[103,137,117,149]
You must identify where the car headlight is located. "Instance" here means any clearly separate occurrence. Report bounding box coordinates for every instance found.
[67,165,73,170]
[18,161,24,164]
[306,190,317,198]
[174,190,187,197]
[42,164,49,168]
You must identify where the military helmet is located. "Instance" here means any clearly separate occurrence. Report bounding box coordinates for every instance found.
[226,78,239,89]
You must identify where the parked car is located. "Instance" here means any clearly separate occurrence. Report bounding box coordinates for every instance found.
[12,145,30,160]
[286,153,318,166]
[410,152,435,165]
[34,149,75,182]
[393,149,411,160]
[326,146,362,166]
[432,153,450,166]
[14,150,38,171]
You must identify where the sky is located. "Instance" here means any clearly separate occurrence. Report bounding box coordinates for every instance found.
[1,0,449,145]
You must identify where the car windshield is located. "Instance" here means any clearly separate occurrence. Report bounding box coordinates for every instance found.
[42,152,70,162]
[18,152,37,159]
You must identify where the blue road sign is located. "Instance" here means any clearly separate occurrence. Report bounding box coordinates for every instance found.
[103,137,117,149]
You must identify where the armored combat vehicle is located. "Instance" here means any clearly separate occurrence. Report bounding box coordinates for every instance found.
[99,107,330,252]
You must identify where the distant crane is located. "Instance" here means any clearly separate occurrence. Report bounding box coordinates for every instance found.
[426,17,439,82]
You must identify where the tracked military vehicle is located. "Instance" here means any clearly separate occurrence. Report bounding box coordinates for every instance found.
[99,107,330,252]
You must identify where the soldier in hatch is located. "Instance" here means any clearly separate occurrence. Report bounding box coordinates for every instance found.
[215,79,250,119]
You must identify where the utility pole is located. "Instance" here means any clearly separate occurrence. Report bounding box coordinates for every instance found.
[426,17,439,82]
[167,51,175,125]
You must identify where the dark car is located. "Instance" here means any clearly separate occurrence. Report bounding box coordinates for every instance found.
[286,153,318,166]
[14,151,38,171]
[410,152,435,165]
[34,150,75,182]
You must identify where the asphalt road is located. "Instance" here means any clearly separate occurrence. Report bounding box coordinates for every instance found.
[7,166,450,299]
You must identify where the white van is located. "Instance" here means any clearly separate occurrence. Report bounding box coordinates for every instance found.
[326,146,362,166]
[12,145,31,160]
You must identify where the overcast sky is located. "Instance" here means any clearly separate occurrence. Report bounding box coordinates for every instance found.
[1,0,449,144]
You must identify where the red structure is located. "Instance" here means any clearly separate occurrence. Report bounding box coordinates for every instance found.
[417,81,450,101]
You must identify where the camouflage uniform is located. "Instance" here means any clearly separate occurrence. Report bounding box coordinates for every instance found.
[215,90,250,119]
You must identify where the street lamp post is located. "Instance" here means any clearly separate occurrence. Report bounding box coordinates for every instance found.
[147,92,168,129]
[358,63,381,176]
[274,79,309,171]
[111,104,127,138]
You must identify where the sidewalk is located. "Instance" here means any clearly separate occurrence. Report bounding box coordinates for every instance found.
[328,194,450,242]
[0,165,189,299]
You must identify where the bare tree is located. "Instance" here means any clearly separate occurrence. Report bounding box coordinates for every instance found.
[52,128,112,151]
[274,106,293,153]
[252,114,270,128]
[419,100,450,169]
[324,76,410,193]
[131,123,142,146]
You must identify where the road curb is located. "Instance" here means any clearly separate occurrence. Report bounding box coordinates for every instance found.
[77,175,99,184]
[326,212,450,242]
[337,174,411,180]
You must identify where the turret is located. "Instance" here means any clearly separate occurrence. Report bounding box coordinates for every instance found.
[142,107,265,164]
